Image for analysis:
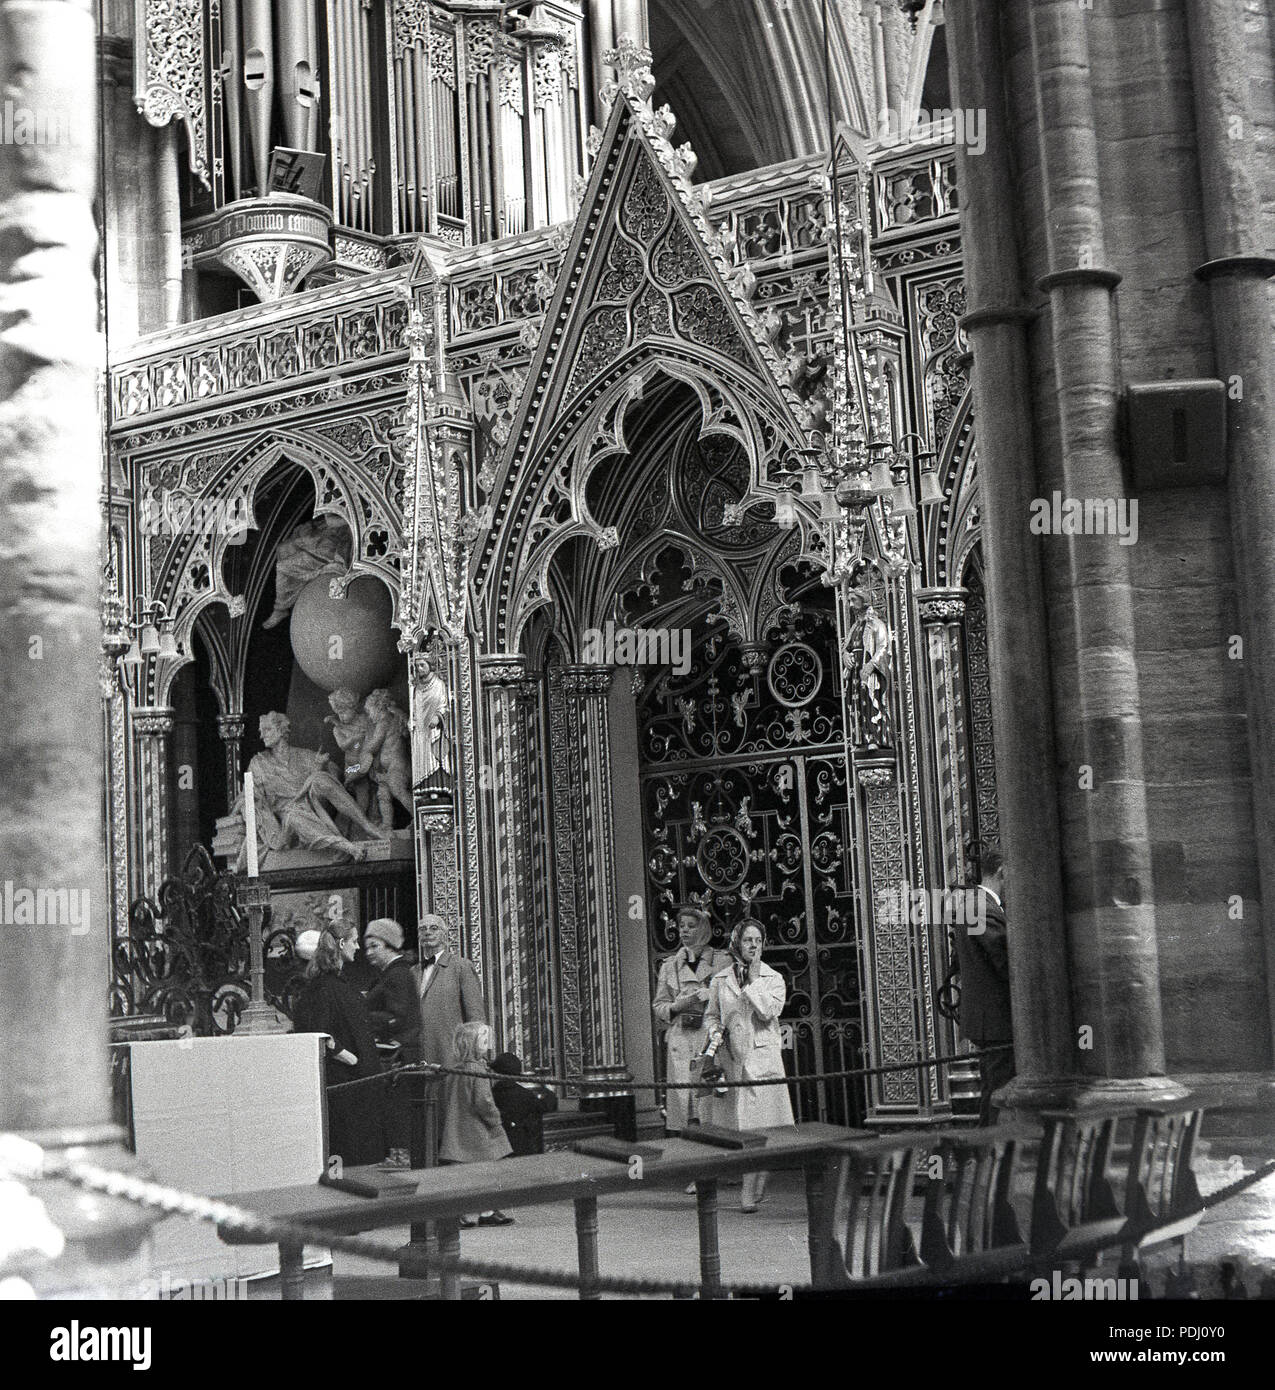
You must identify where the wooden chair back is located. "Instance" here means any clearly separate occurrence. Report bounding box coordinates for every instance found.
[1030,1108,1130,1266]
[920,1124,1032,1280]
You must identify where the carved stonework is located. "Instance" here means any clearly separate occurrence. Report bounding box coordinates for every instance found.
[417,804,462,951]
[861,767,917,1106]
[135,0,209,183]
[132,710,176,739]
[919,597,966,623]
[531,37,564,110]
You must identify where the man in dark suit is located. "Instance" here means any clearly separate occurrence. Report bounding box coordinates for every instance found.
[952,847,1015,1124]
[364,918,421,1169]
[417,912,487,1065]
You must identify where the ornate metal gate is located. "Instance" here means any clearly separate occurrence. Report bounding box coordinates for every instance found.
[636,558,866,1126]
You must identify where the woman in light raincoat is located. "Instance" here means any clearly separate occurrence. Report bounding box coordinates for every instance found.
[703,919,795,1211]
[652,906,732,1131]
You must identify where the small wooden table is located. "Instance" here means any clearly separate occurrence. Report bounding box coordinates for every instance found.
[216,1121,863,1299]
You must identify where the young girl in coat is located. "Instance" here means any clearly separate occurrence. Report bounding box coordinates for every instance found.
[438,1021,515,1227]
[703,919,795,1212]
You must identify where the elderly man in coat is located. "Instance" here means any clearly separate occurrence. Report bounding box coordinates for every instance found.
[703,918,794,1212]
[652,906,732,1133]
[417,912,488,1065]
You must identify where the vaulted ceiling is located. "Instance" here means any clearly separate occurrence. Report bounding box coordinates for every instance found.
[649,0,949,181]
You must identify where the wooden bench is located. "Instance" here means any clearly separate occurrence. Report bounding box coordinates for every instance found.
[1117,1104,1206,1277]
[1029,1107,1134,1271]
[919,1123,1034,1283]
[214,1121,864,1299]
[816,1133,937,1289]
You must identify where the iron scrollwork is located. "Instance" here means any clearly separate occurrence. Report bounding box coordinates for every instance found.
[111,845,303,1034]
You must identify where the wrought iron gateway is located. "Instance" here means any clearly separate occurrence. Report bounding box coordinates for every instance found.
[634,553,865,1125]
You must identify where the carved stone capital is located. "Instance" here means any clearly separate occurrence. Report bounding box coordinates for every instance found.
[216,714,245,742]
[858,764,896,789]
[478,655,528,687]
[132,708,176,739]
[917,588,968,625]
[559,665,614,698]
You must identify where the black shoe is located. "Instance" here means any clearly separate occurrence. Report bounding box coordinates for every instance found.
[477,1210,515,1227]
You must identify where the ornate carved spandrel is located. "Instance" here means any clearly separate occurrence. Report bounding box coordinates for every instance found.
[858,762,922,1108]
[135,0,209,184]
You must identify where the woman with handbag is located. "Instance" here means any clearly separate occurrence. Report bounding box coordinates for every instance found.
[702,919,794,1212]
[652,905,732,1133]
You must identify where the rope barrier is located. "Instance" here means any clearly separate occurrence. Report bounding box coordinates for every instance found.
[325,1043,1014,1093]
[1200,1159,1275,1210]
[1,1144,797,1299]
[4,1120,1271,1301]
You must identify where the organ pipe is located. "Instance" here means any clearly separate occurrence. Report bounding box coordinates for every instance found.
[277,0,321,152]
[220,0,243,199]
[241,0,274,194]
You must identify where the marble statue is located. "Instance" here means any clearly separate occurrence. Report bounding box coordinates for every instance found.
[354,689,414,831]
[410,653,453,785]
[858,604,894,747]
[261,514,352,629]
[232,711,389,870]
[324,686,373,816]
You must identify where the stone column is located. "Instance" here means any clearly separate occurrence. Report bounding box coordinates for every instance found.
[1186,0,1275,1049]
[216,712,245,807]
[131,707,174,897]
[0,0,154,1294]
[1024,0,1174,1099]
[479,656,551,1064]
[547,664,627,1084]
[855,759,945,1119]
[917,589,972,886]
[945,0,1075,1102]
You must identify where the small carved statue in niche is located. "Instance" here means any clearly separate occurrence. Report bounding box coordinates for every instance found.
[233,711,389,870]
[410,653,453,785]
[857,604,894,748]
[353,689,414,832]
[325,687,373,816]
[261,514,352,629]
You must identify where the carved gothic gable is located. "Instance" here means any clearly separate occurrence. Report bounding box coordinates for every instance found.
[502,91,811,481]
[476,84,817,649]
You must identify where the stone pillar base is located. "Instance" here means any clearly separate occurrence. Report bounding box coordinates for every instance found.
[8,1134,158,1299]
[996,1072,1190,1118]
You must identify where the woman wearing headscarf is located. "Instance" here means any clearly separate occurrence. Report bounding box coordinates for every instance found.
[703,918,795,1212]
[652,905,733,1132]
[292,922,387,1167]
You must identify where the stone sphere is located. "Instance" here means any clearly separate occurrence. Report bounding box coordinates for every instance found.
[289,573,399,696]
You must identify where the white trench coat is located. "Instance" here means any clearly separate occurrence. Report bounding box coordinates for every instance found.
[704,961,796,1132]
[653,946,733,1129]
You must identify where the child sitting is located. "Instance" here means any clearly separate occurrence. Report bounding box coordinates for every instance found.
[490,1052,559,1156]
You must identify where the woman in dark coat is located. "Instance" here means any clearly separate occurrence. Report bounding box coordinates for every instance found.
[292,923,387,1167]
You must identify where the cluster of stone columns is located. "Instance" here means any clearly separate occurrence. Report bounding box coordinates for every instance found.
[0,0,156,1292]
[945,0,1275,1108]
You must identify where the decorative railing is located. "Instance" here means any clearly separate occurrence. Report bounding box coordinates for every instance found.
[108,141,959,429]
[111,846,304,1036]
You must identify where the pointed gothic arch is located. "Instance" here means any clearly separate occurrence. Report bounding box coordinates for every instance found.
[140,428,403,705]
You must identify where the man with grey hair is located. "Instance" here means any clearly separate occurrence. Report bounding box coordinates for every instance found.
[417,912,487,1065]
